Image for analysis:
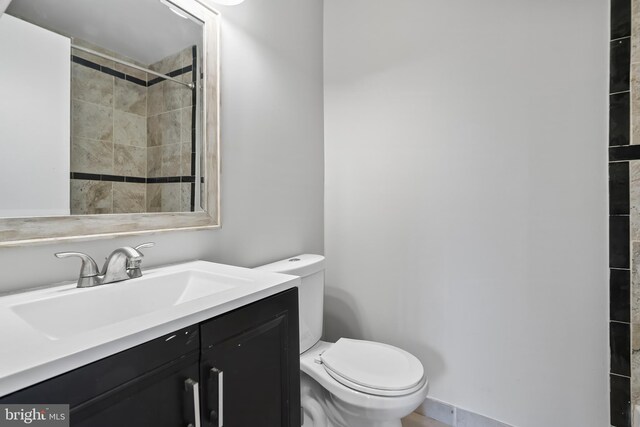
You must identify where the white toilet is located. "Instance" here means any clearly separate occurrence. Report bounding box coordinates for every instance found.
[255,254,428,427]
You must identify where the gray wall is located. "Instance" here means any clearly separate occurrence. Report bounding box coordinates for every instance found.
[323,0,608,426]
[0,0,324,294]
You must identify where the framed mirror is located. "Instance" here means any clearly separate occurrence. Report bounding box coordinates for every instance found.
[0,0,220,246]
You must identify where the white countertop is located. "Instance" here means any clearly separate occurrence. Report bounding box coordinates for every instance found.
[0,260,299,396]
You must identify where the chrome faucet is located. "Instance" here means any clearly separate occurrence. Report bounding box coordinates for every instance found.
[55,243,155,288]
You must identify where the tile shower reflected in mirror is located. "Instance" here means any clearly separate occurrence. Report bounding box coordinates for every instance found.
[1,0,205,216]
[70,42,198,214]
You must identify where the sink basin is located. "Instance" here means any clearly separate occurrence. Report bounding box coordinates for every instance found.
[0,259,300,398]
[10,269,249,340]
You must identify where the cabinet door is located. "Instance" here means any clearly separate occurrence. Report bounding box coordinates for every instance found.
[200,288,300,427]
[72,353,200,427]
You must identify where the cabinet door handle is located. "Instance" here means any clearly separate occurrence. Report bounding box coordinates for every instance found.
[185,378,201,427]
[209,368,223,427]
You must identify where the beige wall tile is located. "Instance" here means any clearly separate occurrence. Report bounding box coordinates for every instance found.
[634,323,640,402]
[150,51,182,74]
[147,146,162,178]
[161,183,181,212]
[634,322,640,410]
[114,110,147,147]
[147,82,165,117]
[113,182,146,213]
[164,79,190,111]
[114,144,146,177]
[72,100,113,141]
[71,64,113,107]
[181,107,193,143]
[634,242,640,324]
[181,142,192,176]
[70,180,112,215]
[71,138,114,175]
[181,71,194,108]
[633,0,640,64]
[146,184,161,212]
[148,110,181,146]
[181,183,192,212]
[162,144,181,176]
[115,79,147,116]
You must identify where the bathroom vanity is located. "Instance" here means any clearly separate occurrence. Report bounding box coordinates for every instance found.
[0,261,301,427]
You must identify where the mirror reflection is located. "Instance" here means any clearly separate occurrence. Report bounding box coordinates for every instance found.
[0,0,205,217]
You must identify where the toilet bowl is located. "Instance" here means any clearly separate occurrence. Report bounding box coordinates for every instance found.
[255,255,428,427]
[300,340,428,427]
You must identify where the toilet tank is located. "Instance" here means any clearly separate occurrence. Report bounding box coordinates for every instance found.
[254,254,325,353]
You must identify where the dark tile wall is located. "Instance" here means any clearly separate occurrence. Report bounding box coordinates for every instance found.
[612,374,632,427]
[610,1,633,426]
[611,93,631,147]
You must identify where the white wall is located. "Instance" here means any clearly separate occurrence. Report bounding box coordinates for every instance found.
[0,0,10,16]
[0,15,70,217]
[0,0,324,294]
[323,1,608,426]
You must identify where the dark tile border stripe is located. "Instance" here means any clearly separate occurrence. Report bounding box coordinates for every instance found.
[190,183,195,212]
[611,37,631,94]
[72,56,146,87]
[611,322,632,376]
[611,269,631,323]
[609,1,633,425]
[191,45,198,212]
[70,172,195,184]
[612,0,632,40]
[610,145,640,161]
[71,172,125,182]
[191,45,197,179]
[610,162,630,214]
[126,74,147,86]
[611,374,632,427]
[72,55,192,88]
[610,92,631,146]
[610,215,631,269]
[102,67,125,80]
[147,65,193,87]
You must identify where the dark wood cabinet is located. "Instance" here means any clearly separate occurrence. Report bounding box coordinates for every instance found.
[0,288,300,427]
[200,288,300,427]
[72,354,200,427]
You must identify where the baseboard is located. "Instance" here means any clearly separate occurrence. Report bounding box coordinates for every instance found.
[412,397,514,427]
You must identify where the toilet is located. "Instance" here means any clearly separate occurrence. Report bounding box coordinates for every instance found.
[255,254,428,427]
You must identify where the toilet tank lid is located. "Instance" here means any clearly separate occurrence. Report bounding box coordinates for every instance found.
[254,254,325,277]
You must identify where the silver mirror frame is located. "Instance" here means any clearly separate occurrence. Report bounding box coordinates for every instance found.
[0,0,220,246]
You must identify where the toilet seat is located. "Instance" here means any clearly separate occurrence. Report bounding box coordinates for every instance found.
[319,338,425,397]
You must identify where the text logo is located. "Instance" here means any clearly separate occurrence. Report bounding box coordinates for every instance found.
[0,405,69,427]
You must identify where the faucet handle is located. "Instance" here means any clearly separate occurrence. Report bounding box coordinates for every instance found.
[134,242,155,253]
[126,243,154,279]
[54,252,100,288]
